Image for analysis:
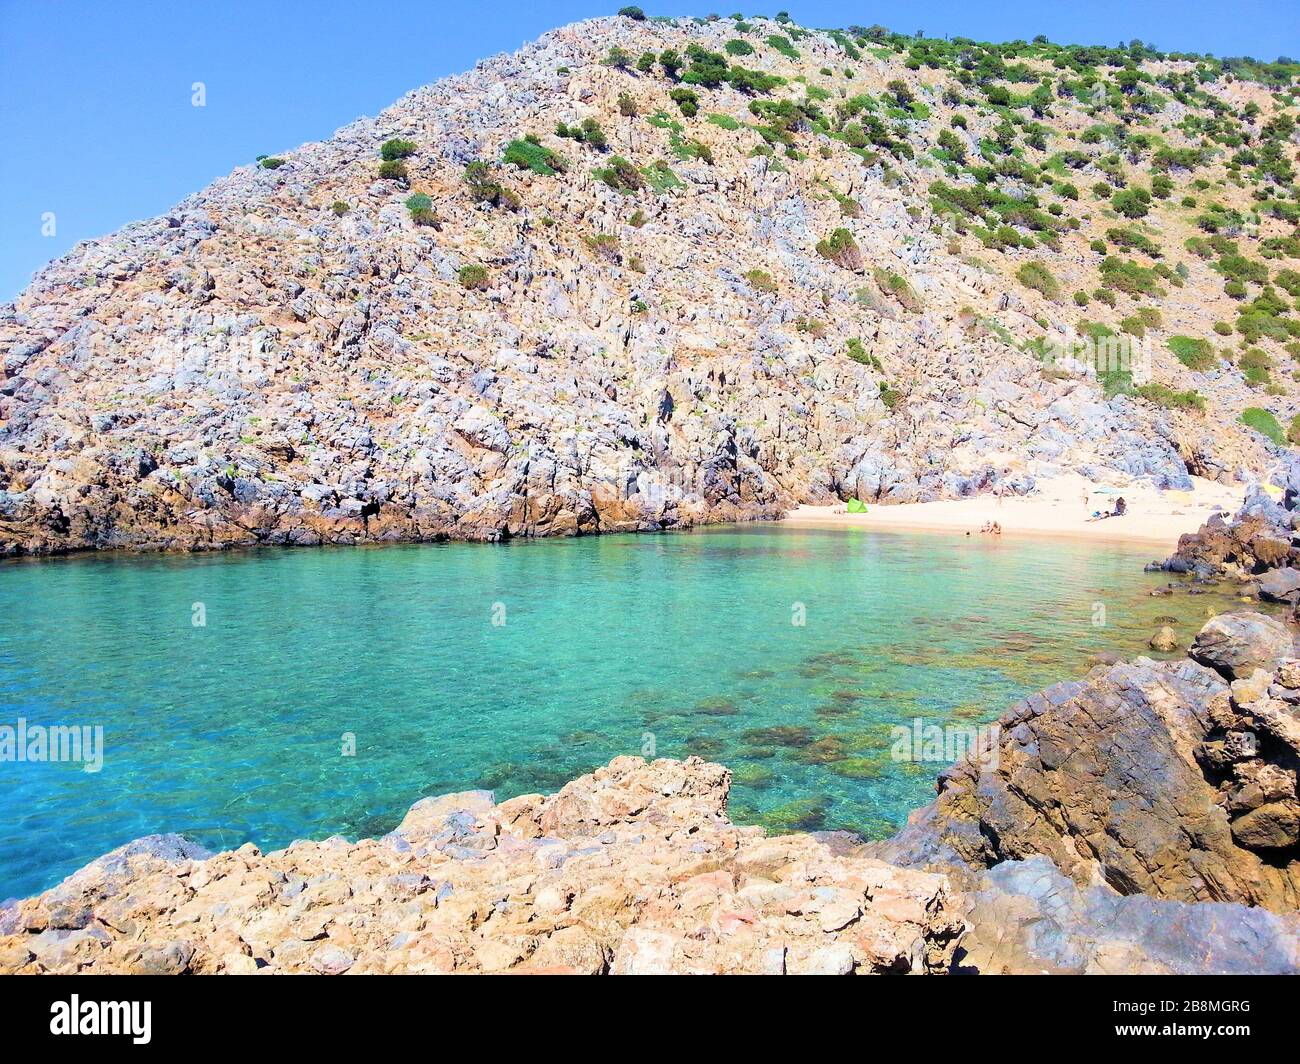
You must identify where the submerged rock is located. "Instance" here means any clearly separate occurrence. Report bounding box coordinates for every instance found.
[1148,625,1179,651]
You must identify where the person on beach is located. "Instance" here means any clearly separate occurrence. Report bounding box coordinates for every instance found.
[1088,497,1127,521]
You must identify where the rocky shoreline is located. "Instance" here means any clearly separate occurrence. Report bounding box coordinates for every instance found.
[3,601,1299,974]
[4,478,1300,974]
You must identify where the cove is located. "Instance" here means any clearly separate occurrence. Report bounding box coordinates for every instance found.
[0,525,1264,899]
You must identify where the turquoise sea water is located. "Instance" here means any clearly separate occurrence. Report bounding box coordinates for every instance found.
[0,525,1256,898]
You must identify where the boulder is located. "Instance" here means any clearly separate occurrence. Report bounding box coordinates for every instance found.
[1148,625,1178,651]
[1258,566,1300,604]
[1190,611,1294,679]
[956,857,1300,975]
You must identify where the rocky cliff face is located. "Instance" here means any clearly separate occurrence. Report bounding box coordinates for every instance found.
[3,14,1296,554]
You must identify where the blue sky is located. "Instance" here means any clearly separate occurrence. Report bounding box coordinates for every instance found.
[2,0,1298,302]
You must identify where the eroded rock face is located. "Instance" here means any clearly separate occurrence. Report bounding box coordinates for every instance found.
[3,14,1270,557]
[876,614,1300,913]
[0,757,962,975]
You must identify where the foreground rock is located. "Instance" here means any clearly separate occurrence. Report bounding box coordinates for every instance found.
[877,613,1300,913]
[955,857,1300,975]
[0,757,962,975]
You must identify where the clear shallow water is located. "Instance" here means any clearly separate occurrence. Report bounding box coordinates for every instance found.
[0,525,1262,898]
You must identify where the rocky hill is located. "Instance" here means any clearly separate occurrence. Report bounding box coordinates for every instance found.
[3,13,1300,553]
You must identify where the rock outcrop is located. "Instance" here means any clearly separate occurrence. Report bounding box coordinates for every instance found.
[0,756,963,975]
[877,613,1300,913]
[7,662,1300,976]
[954,857,1300,975]
[1161,470,1300,598]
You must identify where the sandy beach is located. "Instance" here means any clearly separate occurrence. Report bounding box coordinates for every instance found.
[779,473,1246,550]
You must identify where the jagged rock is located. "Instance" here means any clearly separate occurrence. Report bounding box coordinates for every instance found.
[876,614,1300,912]
[955,857,1300,975]
[0,757,962,975]
[1190,611,1295,679]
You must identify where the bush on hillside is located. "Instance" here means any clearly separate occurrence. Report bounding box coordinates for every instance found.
[458,264,489,290]
[1016,260,1061,299]
[816,228,864,270]
[1167,335,1216,371]
[1240,407,1285,445]
[380,139,417,161]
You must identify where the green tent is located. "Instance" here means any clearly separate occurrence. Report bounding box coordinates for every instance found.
[846,498,868,513]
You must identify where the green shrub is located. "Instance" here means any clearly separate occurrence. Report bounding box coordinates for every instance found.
[845,338,883,370]
[1289,415,1300,445]
[725,39,754,56]
[583,233,621,262]
[744,268,777,293]
[1111,187,1152,218]
[503,138,566,175]
[1016,260,1060,299]
[378,160,409,182]
[873,267,921,311]
[595,155,646,193]
[330,201,349,216]
[380,139,417,161]
[1240,407,1285,445]
[258,156,286,170]
[1073,290,1090,306]
[707,113,742,130]
[404,193,432,213]
[1168,336,1216,371]
[458,264,489,290]
[1100,256,1164,298]
[670,88,700,117]
[816,228,864,270]
[767,34,798,59]
[641,160,683,193]
[1214,321,1234,335]
[464,161,520,209]
[617,5,646,18]
[1239,347,1274,386]
[1098,367,1134,398]
[1135,383,1206,412]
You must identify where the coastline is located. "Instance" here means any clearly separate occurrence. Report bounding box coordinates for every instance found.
[780,474,1246,551]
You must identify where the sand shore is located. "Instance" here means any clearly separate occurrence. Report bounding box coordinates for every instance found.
[779,473,1245,550]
